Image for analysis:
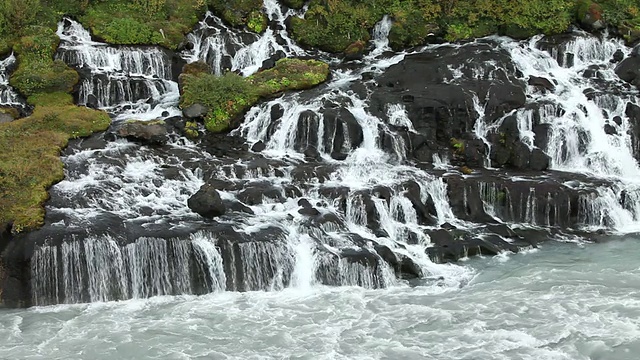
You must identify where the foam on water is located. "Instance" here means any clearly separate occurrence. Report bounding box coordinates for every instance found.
[4,240,640,359]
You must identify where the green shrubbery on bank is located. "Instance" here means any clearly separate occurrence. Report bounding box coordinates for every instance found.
[180,58,329,132]
[290,0,640,52]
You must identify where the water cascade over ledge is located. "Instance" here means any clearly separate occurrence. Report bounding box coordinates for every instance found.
[3,1,640,307]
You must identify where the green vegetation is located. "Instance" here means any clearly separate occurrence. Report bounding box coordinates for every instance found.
[450,137,464,154]
[80,0,206,49]
[9,29,78,97]
[246,9,267,33]
[209,0,264,30]
[0,103,110,232]
[180,58,329,133]
[289,0,640,53]
[184,120,200,138]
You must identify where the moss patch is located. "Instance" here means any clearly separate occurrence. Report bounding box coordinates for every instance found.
[250,58,329,95]
[9,29,79,97]
[80,0,206,50]
[209,0,264,29]
[0,105,110,232]
[180,58,329,133]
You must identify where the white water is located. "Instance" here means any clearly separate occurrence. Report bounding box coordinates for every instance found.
[4,240,640,359]
[0,53,20,105]
[495,34,640,232]
[182,0,307,76]
[34,3,640,311]
[56,19,181,120]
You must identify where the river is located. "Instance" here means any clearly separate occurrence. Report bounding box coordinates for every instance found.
[2,238,638,360]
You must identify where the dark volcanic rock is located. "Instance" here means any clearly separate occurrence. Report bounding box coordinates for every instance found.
[528,76,555,92]
[187,184,226,218]
[616,56,640,88]
[116,120,168,145]
[251,141,266,152]
[369,41,526,164]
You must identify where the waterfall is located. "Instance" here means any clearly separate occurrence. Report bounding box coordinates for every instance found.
[56,19,181,120]
[182,0,307,76]
[497,35,640,231]
[25,7,640,307]
[0,54,20,106]
[31,233,226,305]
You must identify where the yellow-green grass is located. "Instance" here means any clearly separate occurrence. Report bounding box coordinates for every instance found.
[180,58,330,133]
[0,95,110,232]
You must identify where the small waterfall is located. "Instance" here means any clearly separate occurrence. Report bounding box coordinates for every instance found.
[370,15,392,56]
[30,233,226,305]
[56,19,181,120]
[0,54,20,106]
[182,1,307,76]
[498,34,640,231]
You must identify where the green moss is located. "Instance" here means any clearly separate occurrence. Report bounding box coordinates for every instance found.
[180,71,259,132]
[184,121,200,139]
[250,58,330,96]
[290,0,381,53]
[9,29,79,97]
[26,92,74,107]
[80,0,205,50]
[0,105,110,232]
[247,10,267,33]
[180,58,329,133]
[209,0,263,27]
[450,138,464,154]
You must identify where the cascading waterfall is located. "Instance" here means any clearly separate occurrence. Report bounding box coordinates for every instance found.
[56,19,181,120]
[0,53,20,106]
[31,232,226,305]
[25,3,640,307]
[497,35,640,231]
[182,0,307,76]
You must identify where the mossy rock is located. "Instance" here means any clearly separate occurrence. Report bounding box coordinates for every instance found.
[0,107,20,120]
[280,0,305,9]
[209,0,264,28]
[250,58,330,96]
[344,40,366,60]
[184,121,200,139]
[182,60,212,76]
[180,71,259,133]
[0,104,111,232]
[180,58,329,133]
[247,10,268,33]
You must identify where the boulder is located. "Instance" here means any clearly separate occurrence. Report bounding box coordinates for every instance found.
[183,103,209,119]
[187,184,226,218]
[116,119,168,145]
[528,76,555,92]
[0,112,13,124]
[251,141,266,152]
[529,148,551,171]
[615,56,640,88]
